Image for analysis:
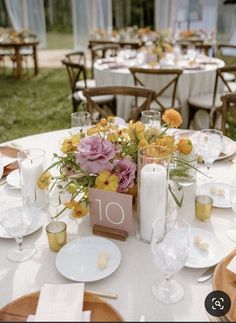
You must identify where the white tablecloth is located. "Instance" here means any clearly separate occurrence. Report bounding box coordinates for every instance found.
[94,58,224,128]
[1,129,236,322]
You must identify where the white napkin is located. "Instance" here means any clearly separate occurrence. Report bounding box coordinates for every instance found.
[27,311,91,322]
[2,156,16,167]
[226,256,236,274]
[34,283,85,322]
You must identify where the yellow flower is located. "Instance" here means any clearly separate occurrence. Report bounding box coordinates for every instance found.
[107,133,118,142]
[61,134,80,154]
[162,109,182,128]
[95,170,118,192]
[107,116,115,123]
[72,202,88,218]
[138,139,149,149]
[155,135,175,153]
[128,121,145,140]
[67,183,77,194]
[87,126,100,136]
[37,171,52,190]
[100,118,107,126]
[64,200,88,218]
[177,138,193,155]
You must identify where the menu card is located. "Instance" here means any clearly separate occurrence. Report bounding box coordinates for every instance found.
[34,283,84,322]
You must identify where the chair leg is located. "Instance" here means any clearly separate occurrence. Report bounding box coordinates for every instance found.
[187,105,196,129]
[72,98,78,113]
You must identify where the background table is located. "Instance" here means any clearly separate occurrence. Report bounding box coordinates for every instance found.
[0,40,39,79]
[94,58,224,128]
[0,129,236,321]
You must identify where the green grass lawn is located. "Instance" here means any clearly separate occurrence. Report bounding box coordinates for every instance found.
[47,32,73,50]
[0,68,72,143]
[0,64,236,144]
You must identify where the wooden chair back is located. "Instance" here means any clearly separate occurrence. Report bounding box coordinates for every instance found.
[65,51,87,66]
[218,44,236,57]
[220,93,236,135]
[210,66,236,127]
[83,86,156,121]
[61,59,88,93]
[129,67,183,111]
[90,44,119,77]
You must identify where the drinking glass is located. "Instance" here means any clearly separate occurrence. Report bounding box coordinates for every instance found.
[0,206,36,262]
[227,173,236,242]
[141,110,161,130]
[198,129,223,170]
[151,217,190,304]
[71,111,91,133]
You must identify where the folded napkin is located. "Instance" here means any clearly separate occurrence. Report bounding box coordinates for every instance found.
[28,311,91,322]
[34,283,85,322]
[226,256,236,274]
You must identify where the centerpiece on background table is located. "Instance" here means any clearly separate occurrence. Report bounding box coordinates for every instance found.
[38,109,198,238]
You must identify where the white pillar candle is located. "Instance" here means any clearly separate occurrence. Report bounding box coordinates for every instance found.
[20,158,48,208]
[140,163,167,242]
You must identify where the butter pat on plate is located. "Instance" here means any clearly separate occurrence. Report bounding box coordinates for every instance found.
[226,255,236,274]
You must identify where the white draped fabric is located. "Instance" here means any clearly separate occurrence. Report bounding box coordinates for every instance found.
[4,0,47,48]
[72,0,112,50]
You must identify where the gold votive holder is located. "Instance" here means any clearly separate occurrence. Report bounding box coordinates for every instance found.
[46,221,67,252]
[195,195,213,222]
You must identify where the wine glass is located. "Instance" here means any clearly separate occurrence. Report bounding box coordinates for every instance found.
[227,173,236,242]
[141,110,161,130]
[151,217,190,304]
[0,206,36,262]
[198,129,223,171]
[71,111,91,134]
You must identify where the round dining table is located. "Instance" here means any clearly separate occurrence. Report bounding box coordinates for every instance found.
[94,56,225,128]
[0,128,236,322]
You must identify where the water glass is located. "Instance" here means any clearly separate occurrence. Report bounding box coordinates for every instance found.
[151,217,190,304]
[198,129,223,170]
[71,111,91,133]
[0,206,36,262]
[141,110,161,130]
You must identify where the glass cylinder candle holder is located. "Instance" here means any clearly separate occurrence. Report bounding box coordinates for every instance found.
[137,145,170,243]
[17,149,49,208]
[195,195,213,222]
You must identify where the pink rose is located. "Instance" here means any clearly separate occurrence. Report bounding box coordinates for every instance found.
[76,136,115,174]
[115,157,136,192]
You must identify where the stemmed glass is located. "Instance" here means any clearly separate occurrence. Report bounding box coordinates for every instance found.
[141,110,161,130]
[151,217,190,304]
[71,111,91,134]
[227,173,236,242]
[198,129,223,171]
[0,205,36,262]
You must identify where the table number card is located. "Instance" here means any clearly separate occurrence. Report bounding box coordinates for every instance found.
[89,188,133,237]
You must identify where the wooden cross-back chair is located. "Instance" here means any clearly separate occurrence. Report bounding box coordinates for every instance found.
[65,51,86,65]
[129,67,183,111]
[83,86,156,122]
[188,65,236,128]
[219,93,236,135]
[90,44,120,77]
[62,59,114,113]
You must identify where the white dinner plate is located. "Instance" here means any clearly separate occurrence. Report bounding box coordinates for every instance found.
[56,236,121,282]
[185,227,225,268]
[0,207,44,239]
[197,181,231,208]
[6,169,21,188]
[176,130,236,161]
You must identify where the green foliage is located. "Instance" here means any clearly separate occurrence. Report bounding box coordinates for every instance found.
[0,68,71,143]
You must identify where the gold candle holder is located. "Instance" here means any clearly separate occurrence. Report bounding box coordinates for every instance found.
[195,195,213,222]
[46,221,67,252]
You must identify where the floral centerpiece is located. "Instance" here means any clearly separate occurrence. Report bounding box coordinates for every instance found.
[38,109,197,219]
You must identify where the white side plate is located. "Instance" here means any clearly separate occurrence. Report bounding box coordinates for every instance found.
[185,227,225,268]
[56,236,121,282]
